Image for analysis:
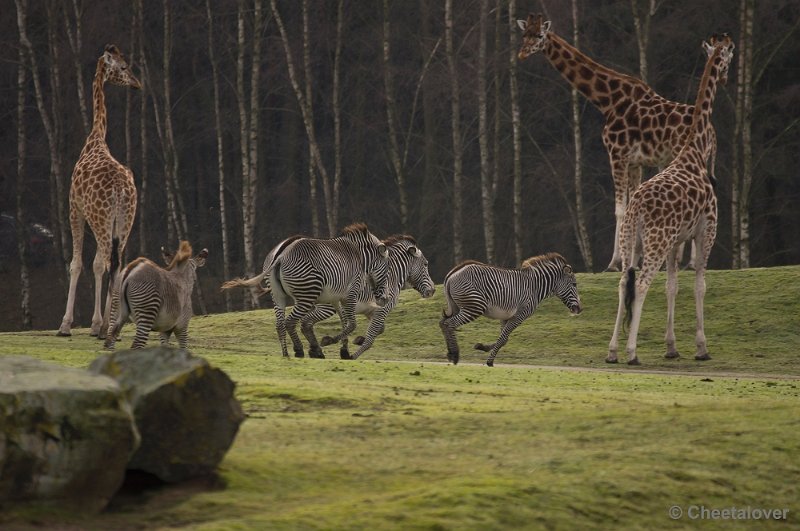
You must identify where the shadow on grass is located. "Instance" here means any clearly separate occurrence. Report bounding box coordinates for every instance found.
[106,470,227,513]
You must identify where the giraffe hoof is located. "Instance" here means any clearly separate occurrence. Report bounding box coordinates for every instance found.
[56,330,72,337]
[604,264,621,273]
[694,353,712,361]
[605,357,618,364]
[627,358,641,366]
[353,336,365,346]
[665,351,680,359]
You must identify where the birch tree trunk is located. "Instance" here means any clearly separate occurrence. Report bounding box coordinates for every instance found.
[730,0,746,268]
[271,0,337,237]
[135,0,148,257]
[207,0,232,312]
[63,0,90,136]
[332,0,344,234]
[571,0,593,270]
[445,0,464,264]
[302,0,320,236]
[492,0,502,242]
[738,0,754,268]
[630,0,656,83]
[383,0,409,231]
[245,0,263,308]
[508,0,523,265]
[17,45,32,329]
[478,0,494,264]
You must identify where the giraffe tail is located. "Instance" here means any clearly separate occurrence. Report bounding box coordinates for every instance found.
[622,267,636,332]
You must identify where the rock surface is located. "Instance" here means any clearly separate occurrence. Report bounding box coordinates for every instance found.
[89,347,245,482]
[0,356,139,513]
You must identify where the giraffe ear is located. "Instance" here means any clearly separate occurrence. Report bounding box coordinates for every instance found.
[541,20,551,33]
[702,40,714,56]
[517,19,527,31]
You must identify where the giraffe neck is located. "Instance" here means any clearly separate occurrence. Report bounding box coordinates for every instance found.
[90,57,108,140]
[543,32,645,115]
[682,51,722,160]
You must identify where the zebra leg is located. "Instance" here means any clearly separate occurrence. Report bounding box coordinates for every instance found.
[285,295,319,358]
[475,320,507,352]
[130,310,156,349]
[301,305,336,359]
[103,298,129,350]
[322,299,358,348]
[160,331,171,346]
[176,327,189,350]
[485,312,529,367]
[439,304,484,365]
[351,310,387,360]
[274,306,290,357]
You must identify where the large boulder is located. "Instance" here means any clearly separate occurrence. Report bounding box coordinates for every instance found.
[89,347,245,483]
[0,356,139,513]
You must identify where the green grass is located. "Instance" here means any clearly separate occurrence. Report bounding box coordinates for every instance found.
[1,267,799,529]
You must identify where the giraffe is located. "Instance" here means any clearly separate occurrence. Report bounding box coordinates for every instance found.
[517,13,717,271]
[606,34,734,365]
[57,44,141,337]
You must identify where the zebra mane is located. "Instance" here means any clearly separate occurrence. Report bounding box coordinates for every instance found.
[165,241,193,270]
[341,222,371,238]
[383,234,417,247]
[521,252,567,270]
[445,259,486,282]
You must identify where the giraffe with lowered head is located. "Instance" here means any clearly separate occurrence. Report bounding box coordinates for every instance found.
[58,44,141,337]
[517,14,717,271]
[607,34,734,365]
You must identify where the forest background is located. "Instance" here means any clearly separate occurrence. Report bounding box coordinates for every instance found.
[1,0,798,331]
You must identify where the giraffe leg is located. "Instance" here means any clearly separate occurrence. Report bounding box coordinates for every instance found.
[58,208,86,336]
[624,255,662,365]
[664,246,680,359]
[605,158,630,272]
[693,223,715,360]
[607,272,630,363]
[89,235,111,336]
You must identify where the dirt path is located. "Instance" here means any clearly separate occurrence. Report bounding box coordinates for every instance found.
[379,358,800,381]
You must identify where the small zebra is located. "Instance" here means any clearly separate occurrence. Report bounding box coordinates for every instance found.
[222,223,390,358]
[104,238,208,350]
[302,235,435,360]
[440,252,582,367]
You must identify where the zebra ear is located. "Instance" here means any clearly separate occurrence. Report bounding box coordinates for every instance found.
[161,246,174,265]
[378,244,388,258]
[195,249,209,267]
[562,265,573,274]
[407,246,422,258]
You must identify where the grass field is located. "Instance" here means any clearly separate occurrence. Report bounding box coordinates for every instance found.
[1,267,798,529]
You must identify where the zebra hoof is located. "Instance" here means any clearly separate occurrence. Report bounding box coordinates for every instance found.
[474,343,492,352]
[665,351,680,359]
[486,359,494,367]
[446,351,459,365]
[340,348,351,360]
[353,336,365,346]
[294,349,305,358]
[694,353,712,361]
[309,347,325,359]
[627,358,641,366]
[605,357,618,364]
[320,336,336,347]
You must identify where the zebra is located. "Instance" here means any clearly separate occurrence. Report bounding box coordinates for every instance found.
[440,252,582,367]
[300,235,435,360]
[222,223,390,358]
[104,238,208,350]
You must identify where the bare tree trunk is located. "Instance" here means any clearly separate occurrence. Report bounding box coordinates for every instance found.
[731,0,746,268]
[738,0,754,268]
[332,0,344,234]
[272,0,337,237]
[630,0,656,82]
[135,0,148,257]
[302,0,320,236]
[477,0,494,264]
[207,0,232,312]
[235,0,252,309]
[17,45,32,329]
[571,0,593,270]
[493,0,502,255]
[508,0,523,265]
[245,0,263,309]
[445,0,464,264]
[63,0,90,136]
[382,0,409,230]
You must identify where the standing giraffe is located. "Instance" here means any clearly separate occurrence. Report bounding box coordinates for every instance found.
[517,14,717,271]
[57,44,141,337]
[607,34,734,365]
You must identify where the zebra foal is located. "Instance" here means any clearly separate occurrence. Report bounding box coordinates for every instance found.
[304,235,435,360]
[104,238,208,350]
[440,252,582,367]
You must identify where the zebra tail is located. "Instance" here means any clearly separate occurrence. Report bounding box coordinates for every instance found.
[623,267,636,332]
[220,270,268,292]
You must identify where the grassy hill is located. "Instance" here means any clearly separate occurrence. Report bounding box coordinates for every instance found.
[1,266,799,529]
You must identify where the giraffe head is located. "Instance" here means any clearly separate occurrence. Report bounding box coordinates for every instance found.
[702,33,735,85]
[102,44,142,89]
[516,13,551,60]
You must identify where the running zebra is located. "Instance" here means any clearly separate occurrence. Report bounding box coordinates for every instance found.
[301,235,435,360]
[104,238,208,350]
[440,252,582,366]
[223,223,390,358]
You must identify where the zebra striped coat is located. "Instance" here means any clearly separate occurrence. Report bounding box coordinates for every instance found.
[440,252,582,366]
[304,235,435,360]
[104,239,207,350]
[227,223,388,358]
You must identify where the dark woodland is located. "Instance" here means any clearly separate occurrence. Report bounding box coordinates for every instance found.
[1,0,798,331]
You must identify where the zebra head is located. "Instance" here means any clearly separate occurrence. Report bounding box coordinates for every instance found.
[161,243,209,279]
[554,263,582,315]
[385,236,435,299]
[342,223,391,307]
[404,245,435,299]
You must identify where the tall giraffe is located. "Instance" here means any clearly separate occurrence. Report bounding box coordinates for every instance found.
[57,44,141,337]
[607,34,734,365]
[517,14,717,271]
